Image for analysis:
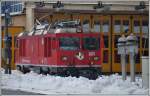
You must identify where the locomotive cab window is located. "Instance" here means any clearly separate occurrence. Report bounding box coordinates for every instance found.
[59,37,80,50]
[83,37,100,50]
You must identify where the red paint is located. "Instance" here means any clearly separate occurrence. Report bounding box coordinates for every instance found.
[15,33,104,68]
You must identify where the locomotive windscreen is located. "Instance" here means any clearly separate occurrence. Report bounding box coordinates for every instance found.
[59,37,80,50]
[83,37,100,50]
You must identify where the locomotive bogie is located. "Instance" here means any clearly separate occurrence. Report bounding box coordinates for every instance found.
[16,64,101,79]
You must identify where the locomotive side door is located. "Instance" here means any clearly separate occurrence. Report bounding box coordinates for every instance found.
[31,36,39,65]
[38,37,45,65]
[43,36,52,65]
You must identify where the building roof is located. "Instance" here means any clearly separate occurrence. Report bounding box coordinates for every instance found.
[44,0,149,5]
[33,1,148,15]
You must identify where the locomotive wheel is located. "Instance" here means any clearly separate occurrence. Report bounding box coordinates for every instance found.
[16,65,25,73]
[41,67,49,75]
[89,71,98,80]
[22,66,30,74]
[16,65,22,71]
[21,66,26,74]
[66,68,79,77]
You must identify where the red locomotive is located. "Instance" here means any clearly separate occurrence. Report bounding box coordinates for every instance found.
[15,20,104,79]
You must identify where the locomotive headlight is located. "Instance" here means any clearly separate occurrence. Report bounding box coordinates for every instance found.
[94,56,99,61]
[62,56,68,61]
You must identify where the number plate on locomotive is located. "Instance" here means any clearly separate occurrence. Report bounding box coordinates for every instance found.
[89,52,95,56]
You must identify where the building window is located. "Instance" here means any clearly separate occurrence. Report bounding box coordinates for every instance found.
[103,50,109,63]
[137,36,140,48]
[126,55,129,64]
[114,20,121,33]
[10,3,23,13]
[1,1,24,15]
[142,36,148,48]
[135,53,140,63]
[134,20,140,33]
[83,19,90,32]
[123,20,129,33]
[102,20,109,32]
[115,52,129,64]
[114,50,120,63]
[142,20,148,33]
[103,35,109,48]
[94,20,100,32]
[114,35,120,48]
[142,50,149,56]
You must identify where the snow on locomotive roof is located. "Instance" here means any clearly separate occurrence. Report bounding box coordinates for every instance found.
[54,28,77,33]
[36,24,48,30]
[18,20,80,36]
[18,32,25,37]
[28,24,49,36]
[28,31,34,36]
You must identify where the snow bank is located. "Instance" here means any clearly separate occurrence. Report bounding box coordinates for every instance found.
[1,69,148,95]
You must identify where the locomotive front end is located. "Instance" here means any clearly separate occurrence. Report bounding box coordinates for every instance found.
[57,33,103,79]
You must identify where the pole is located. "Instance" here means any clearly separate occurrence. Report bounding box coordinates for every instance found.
[117,34,127,81]
[121,54,126,80]
[130,52,135,82]
[141,56,149,89]
[4,9,8,74]
[4,7,11,74]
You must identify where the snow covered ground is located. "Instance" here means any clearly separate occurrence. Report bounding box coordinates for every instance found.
[1,69,149,95]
